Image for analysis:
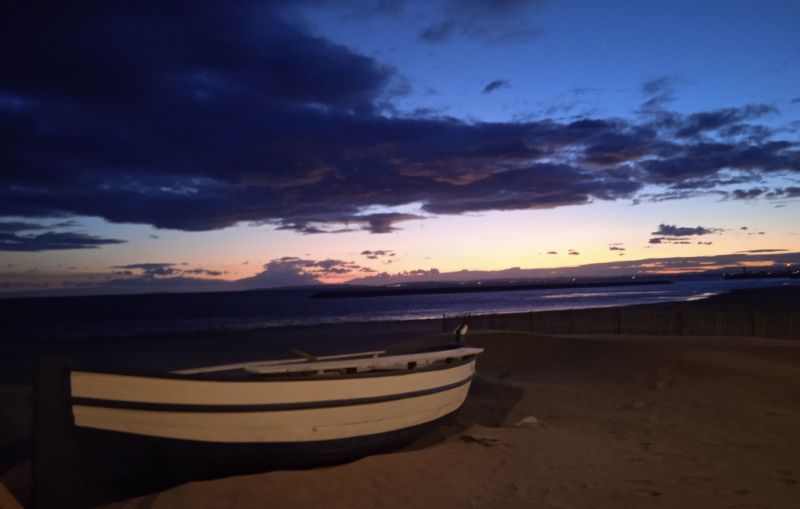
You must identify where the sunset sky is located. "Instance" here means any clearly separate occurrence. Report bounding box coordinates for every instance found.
[1,0,799,295]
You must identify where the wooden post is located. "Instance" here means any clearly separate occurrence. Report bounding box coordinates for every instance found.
[751,310,758,337]
[31,359,89,509]
[442,313,447,333]
[568,309,575,334]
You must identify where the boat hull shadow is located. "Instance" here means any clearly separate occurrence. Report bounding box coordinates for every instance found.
[75,413,457,505]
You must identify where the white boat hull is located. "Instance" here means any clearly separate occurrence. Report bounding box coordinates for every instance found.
[71,361,475,442]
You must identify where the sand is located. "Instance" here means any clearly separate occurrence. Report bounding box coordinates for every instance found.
[2,286,800,508]
[91,331,800,509]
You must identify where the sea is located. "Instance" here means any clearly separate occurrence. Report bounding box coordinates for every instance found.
[2,277,799,342]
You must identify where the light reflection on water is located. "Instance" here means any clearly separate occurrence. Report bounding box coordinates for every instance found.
[685,292,718,301]
[541,290,669,299]
[3,278,799,340]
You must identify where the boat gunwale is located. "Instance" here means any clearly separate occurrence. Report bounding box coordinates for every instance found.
[70,352,480,382]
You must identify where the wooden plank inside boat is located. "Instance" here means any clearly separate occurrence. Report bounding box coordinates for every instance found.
[172,350,387,375]
[244,347,483,375]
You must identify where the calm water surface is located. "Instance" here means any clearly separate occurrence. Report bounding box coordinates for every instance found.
[2,277,798,340]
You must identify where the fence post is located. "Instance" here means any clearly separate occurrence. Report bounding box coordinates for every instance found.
[32,359,89,509]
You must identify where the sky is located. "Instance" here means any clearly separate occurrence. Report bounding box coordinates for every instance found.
[1,0,799,296]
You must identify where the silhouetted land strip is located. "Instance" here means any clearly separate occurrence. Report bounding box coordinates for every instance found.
[722,271,799,280]
[311,279,672,299]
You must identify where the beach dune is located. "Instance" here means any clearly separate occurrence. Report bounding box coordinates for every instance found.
[98,330,800,509]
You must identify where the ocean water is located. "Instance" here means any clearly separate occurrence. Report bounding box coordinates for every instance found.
[1,277,799,341]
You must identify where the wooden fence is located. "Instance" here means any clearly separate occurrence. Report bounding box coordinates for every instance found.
[443,307,800,340]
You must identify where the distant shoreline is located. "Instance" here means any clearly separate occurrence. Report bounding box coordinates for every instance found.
[311,279,672,299]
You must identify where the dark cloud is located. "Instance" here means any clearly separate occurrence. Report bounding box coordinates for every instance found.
[640,75,679,111]
[609,246,625,251]
[345,267,441,285]
[652,224,720,237]
[649,237,689,245]
[236,257,374,288]
[730,188,766,200]
[184,268,225,277]
[1,4,799,238]
[110,263,181,278]
[649,223,722,245]
[638,140,798,187]
[546,251,557,255]
[320,0,408,19]
[347,252,800,285]
[0,220,80,232]
[766,187,800,199]
[481,79,511,94]
[641,76,676,97]
[2,3,391,110]
[419,162,640,214]
[362,214,423,234]
[674,104,776,138]
[571,87,601,96]
[0,230,126,252]
[360,249,396,259]
[418,18,456,43]
[416,0,543,45]
[277,213,424,235]
[581,125,662,166]
[0,221,50,233]
[110,262,225,279]
[568,249,579,255]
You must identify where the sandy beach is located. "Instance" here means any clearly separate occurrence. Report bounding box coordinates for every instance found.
[2,287,800,508]
[84,332,798,509]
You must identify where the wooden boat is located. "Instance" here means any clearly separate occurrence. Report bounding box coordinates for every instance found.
[32,337,482,507]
